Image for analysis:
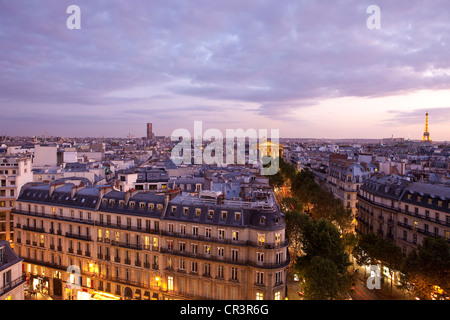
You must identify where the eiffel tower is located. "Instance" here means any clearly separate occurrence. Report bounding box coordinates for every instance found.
[421,111,432,142]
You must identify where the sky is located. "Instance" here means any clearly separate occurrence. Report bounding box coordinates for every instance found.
[1,0,450,141]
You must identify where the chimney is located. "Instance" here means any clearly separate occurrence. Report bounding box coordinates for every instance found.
[71,181,86,199]
[125,188,139,205]
[97,185,113,209]
[49,182,65,197]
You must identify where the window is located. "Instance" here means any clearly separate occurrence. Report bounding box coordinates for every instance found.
[274,291,281,300]
[232,231,239,241]
[235,212,241,221]
[183,207,189,216]
[179,242,185,252]
[257,234,265,246]
[231,267,238,281]
[195,208,201,217]
[192,226,198,236]
[221,211,227,220]
[231,249,238,261]
[275,233,281,246]
[191,244,198,254]
[256,272,264,285]
[204,263,211,276]
[205,228,211,238]
[168,224,174,233]
[217,247,224,257]
[168,276,174,291]
[167,240,173,250]
[191,261,198,273]
[276,252,282,264]
[204,245,211,255]
[218,229,225,239]
[180,225,186,235]
[257,252,264,263]
[217,265,224,278]
[208,210,214,220]
[275,271,282,285]
[179,259,185,271]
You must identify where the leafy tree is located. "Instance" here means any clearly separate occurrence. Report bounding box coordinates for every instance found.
[294,216,354,300]
[280,196,303,213]
[403,236,450,299]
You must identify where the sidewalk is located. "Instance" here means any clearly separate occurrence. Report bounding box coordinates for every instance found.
[349,258,414,300]
[25,291,53,300]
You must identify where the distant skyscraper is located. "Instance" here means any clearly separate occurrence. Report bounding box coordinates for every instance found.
[147,123,153,140]
[421,112,432,142]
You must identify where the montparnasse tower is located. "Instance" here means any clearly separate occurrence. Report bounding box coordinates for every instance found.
[421,111,432,142]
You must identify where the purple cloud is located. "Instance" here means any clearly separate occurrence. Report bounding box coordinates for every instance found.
[1,0,450,137]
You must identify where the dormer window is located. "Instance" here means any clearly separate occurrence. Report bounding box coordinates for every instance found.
[208,210,214,220]
[183,207,189,216]
[259,216,266,225]
[129,201,135,208]
[157,204,163,211]
[109,199,115,207]
[171,206,177,215]
[195,208,201,217]
[140,203,146,210]
[119,200,125,207]
[235,212,241,221]
[221,211,227,220]
[148,203,154,210]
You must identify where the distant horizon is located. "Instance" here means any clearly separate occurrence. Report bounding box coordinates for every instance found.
[2,133,448,144]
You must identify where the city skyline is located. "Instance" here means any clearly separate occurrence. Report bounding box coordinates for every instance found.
[1,1,450,140]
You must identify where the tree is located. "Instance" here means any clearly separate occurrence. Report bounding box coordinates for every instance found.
[280,196,303,213]
[353,233,403,282]
[403,236,450,299]
[294,216,354,300]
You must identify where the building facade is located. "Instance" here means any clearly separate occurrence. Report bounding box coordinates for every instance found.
[0,240,25,300]
[0,156,33,242]
[356,175,450,257]
[13,181,289,300]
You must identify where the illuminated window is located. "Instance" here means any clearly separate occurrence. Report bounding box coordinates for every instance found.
[257,234,265,246]
[274,291,281,300]
[275,233,281,246]
[168,276,173,291]
[232,231,239,241]
[256,292,263,300]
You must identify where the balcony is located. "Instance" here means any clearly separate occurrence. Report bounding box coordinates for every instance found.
[110,240,142,250]
[65,232,92,242]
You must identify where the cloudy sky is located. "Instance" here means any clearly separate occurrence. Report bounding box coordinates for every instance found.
[1,0,450,140]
